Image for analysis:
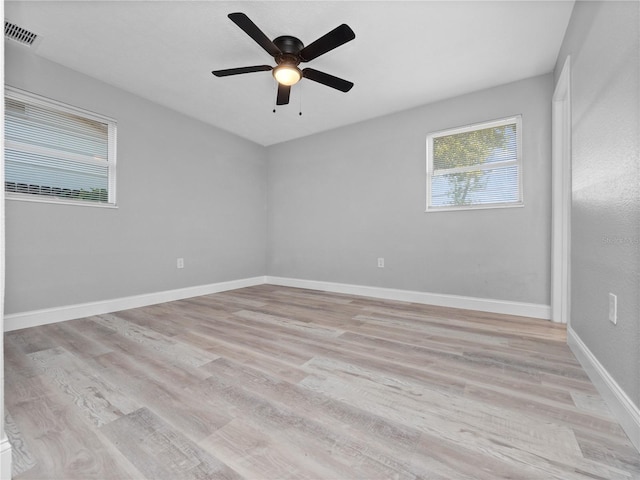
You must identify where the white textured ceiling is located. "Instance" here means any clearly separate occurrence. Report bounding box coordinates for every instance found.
[5,1,575,146]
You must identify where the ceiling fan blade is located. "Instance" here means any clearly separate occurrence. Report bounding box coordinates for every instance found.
[276,84,291,105]
[299,24,355,62]
[212,65,273,77]
[302,68,353,92]
[228,12,281,57]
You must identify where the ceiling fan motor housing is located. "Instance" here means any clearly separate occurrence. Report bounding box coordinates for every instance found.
[274,35,304,55]
[273,35,304,66]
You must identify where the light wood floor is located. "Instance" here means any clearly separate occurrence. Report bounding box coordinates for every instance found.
[5,285,640,479]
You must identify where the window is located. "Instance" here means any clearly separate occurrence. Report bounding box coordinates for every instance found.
[5,87,117,206]
[426,115,522,211]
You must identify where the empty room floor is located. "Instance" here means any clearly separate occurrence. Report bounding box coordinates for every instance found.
[5,285,640,479]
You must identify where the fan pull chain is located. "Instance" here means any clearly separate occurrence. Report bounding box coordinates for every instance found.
[299,83,303,116]
[273,81,277,113]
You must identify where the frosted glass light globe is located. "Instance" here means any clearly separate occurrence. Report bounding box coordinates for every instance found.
[273,65,302,86]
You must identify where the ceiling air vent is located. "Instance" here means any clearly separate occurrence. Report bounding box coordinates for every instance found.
[5,21,38,46]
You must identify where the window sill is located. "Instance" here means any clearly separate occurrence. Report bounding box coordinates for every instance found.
[6,193,118,209]
[425,202,524,213]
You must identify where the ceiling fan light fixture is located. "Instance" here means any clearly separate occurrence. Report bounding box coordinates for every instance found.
[273,64,302,86]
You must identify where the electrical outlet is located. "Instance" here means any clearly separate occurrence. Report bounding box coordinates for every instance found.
[377,257,384,268]
[177,258,184,269]
[609,293,617,325]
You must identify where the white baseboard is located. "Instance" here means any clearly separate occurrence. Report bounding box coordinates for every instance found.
[266,276,551,320]
[567,326,640,452]
[4,274,552,332]
[0,436,11,480]
[4,276,266,332]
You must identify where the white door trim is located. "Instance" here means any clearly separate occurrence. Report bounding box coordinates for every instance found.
[551,56,572,324]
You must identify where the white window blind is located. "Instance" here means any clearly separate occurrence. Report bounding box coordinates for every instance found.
[4,87,117,206]
[426,116,522,211]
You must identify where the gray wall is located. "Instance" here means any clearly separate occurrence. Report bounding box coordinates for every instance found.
[4,42,268,315]
[555,1,639,407]
[267,74,553,305]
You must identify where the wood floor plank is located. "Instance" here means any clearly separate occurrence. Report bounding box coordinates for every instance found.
[27,346,139,428]
[571,390,613,416]
[4,412,35,477]
[83,316,214,388]
[463,383,628,438]
[100,407,242,480]
[89,350,232,443]
[92,313,219,368]
[300,356,584,461]
[200,419,332,480]
[190,318,315,366]
[200,357,494,479]
[233,309,346,338]
[7,372,142,479]
[177,330,308,384]
[195,365,421,480]
[575,430,640,473]
[5,284,639,479]
[112,304,203,338]
[31,322,113,360]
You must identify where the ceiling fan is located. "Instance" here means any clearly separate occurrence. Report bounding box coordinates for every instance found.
[212,13,355,106]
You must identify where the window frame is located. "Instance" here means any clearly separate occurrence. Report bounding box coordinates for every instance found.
[4,86,118,208]
[425,115,523,212]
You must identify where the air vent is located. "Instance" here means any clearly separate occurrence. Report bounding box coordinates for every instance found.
[5,21,38,46]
